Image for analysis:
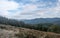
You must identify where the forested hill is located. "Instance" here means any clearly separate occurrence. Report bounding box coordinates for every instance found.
[0,16,60,24]
[0,16,25,27]
[0,16,60,27]
[0,16,60,34]
[23,18,60,24]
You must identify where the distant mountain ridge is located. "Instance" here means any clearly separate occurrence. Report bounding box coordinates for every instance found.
[22,18,60,24]
[0,16,60,24]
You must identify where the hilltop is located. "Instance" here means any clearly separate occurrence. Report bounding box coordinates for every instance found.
[0,24,60,38]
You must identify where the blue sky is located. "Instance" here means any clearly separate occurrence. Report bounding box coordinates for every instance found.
[0,0,60,19]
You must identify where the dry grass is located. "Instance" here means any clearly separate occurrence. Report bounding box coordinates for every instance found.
[16,27,60,38]
[0,24,60,38]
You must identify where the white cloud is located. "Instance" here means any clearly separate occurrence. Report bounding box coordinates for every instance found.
[0,0,19,17]
[0,10,9,16]
[0,0,60,19]
[10,0,60,19]
[0,1,19,10]
[21,4,37,12]
[33,0,60,18]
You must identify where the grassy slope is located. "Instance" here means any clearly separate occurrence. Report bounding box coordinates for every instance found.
[0,24,60,38]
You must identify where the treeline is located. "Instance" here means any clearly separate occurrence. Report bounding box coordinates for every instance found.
[0,16,60,33]
[23,23,60,33]
[0,16,25,27]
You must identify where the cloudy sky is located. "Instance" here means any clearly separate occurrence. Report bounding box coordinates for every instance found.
[0,0,60,19]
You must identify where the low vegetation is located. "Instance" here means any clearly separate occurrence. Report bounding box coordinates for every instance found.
[15,27,60,38]
[0,24,60,38]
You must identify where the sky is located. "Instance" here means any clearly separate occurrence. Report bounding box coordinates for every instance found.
[0,0,60,20]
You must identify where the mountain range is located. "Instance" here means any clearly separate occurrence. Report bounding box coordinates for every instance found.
[22,18,60,24]
[0,16,60,24]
